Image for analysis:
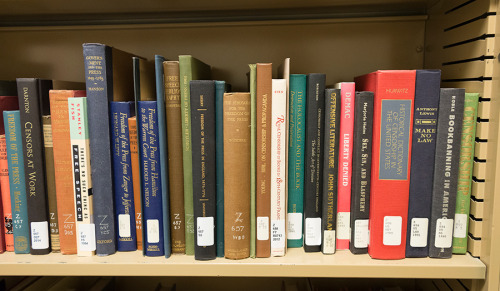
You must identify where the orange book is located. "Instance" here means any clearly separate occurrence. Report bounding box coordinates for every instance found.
[128,116,143,250]
[49,90,86,254]
[0,135,13,251]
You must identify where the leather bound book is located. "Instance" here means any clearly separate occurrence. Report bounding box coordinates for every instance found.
[128,116,142,250]
[224,92,251,260]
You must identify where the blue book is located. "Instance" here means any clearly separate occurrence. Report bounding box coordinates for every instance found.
[3,110,30,254]
[155,55,171,258]
[110,101,137,251]
[215,80,225,257]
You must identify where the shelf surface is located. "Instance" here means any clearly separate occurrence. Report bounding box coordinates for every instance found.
[0,248,485,278]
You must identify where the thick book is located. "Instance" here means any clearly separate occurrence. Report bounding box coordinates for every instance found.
[349,91,374,254]
[190,80,217,260]
[224,92,251,260]
[270,79,287,257]
[163,60,186,254]
[0,135,13,251]
[335,82,355,250]
[110,101,137,251]
[4,111,30,253]
[179,55,211,255]
[287,74,307,248]
[354,70,416,260]
[68,97,95,257]
[83,43,137,255]
[304,73,326,253]
[42,116,60,253]
[256,63,272,258]
[128,117,142,250]
[405,70,441,258]
[49,90,86,255]
[249,64,257,259]
[429,88,465,258]
[321,88,341,255]
[453,93,479,254]
[215,80,226,258]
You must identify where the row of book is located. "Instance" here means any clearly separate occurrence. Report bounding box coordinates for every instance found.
[0,43,479,261]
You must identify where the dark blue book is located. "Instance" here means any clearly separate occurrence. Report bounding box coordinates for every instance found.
[405,70,441,258]
[215,80,225,258]
[110,101,137,251]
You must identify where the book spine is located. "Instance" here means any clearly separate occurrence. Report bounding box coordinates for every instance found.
[453,93,479,254]
[42,116,60,253]
[83,44,116,255]
[68,97,95,256]
[349,91,374,254]
[321,88,340,254]
[16,78,51,255]
[0,135,13,251]
[256,63,272,258]
[304,73,326,252]
[190,80,216,260]
[128,117,142,250]
[224,92,251,260]
[336,83,355,250]
[137,101,164,256]
[4,111,30,253]
[405,70,441,258]
[429,88,465,258]
[215,80,225,258]
[110,102,137,251]
[270,79,287,256]
[287,74,306,248]
[164,61,186,254]
[249,64,257,259]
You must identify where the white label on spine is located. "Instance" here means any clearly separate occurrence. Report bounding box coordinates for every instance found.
[271,220,286,250]
[410,218,428,247]
[78,223,96,251]
[257,217,269,241]
[305,217,322,246]
[383,216,402,246]
[323,230,336,254]
[197,217,214,246]
[453,214,467,238]
[354,219,369,248]
[147,219,160,243]
[118,214,131,238]
[337,212,351,240]
[435,218,454,248]
[31,221,49,249]
[287,213,302,240]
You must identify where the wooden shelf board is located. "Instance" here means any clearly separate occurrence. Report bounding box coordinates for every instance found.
[0,248,485,278]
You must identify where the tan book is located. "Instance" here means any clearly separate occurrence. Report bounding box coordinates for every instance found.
[128,116,143,250]
[224,92,251,260]
[163,61,186,254]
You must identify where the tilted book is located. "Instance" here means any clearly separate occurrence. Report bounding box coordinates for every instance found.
[215,80,226,258]
[0,135,13,251]
[128,116,142,250]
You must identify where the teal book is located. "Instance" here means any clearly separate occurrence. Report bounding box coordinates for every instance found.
[178,55,211,255]
[3,110,30,254]
[287,74,307,248]
[249,64,257,258]
[215,80,225,258]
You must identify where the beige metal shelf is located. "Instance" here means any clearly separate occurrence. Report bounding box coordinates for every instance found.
[0,248,485,278]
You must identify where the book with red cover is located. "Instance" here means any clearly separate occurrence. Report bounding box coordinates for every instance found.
[354,70,416,260]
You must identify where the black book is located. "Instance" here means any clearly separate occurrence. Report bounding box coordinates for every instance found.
[349,91,374,254]
[190,80,217,260]
[321,88,340,254]
[303,73,326,253]
[429,88,465,258]
[405,70,441,258]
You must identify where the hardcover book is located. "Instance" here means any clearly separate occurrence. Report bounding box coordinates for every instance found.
[349,91,374,255]
[429,88,465,258]
[0,135,13,251]
[0,95,19,135]
[354,70,416,260]
[249,64,257,258]
[215,80,226,258]
[128,116,142,250]
[405,70,441,258]
[304,73,326,253]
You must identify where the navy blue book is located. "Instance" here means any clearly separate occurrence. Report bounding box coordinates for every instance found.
[110,101,137,251]
[215,80,225,258]
[405,70,441,258]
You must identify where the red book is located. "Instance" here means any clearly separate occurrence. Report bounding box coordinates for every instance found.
[0,136,12,251]
[354,70,416,259]
[0,96,19,135]
[335,82,355,250]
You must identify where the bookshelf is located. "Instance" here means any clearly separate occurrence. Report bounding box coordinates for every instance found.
[0,0,498,290]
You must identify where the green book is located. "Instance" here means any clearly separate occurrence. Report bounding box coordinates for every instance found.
[179,55,211,255]
[452,92,479,254]
[249,64,257,258]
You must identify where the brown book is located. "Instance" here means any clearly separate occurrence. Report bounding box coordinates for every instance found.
[163,61,186,254]
[49,90,86,254]
[256,63,272,257]
[224,92,251,260]
[128,116,143,250]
